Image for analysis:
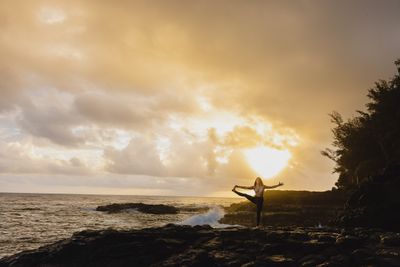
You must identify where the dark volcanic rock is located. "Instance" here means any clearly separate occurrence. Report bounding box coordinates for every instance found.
[96,202,178,214]
[1,224,399,267]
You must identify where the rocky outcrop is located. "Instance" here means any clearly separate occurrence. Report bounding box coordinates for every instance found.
[221,190,345,228]
[1,224,400,267]
[220,206,342,228]
[96,203,179,214]
[337,164,400,231]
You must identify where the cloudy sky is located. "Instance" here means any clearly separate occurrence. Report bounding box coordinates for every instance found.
[1,0,399,196]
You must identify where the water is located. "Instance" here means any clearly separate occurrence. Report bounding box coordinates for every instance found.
[0,193,241,259]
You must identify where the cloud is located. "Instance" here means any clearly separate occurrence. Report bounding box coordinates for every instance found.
[16,88,84,146]
[103,122,297,183]
[104,136,165,176]
[0,68,23,112]
[0,140,92,175]
[74,90,200,129]
[104,129,219,178]
[75,92,155,128]
[1,0,400,194]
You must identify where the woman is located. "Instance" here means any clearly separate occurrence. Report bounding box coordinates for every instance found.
[232,177,283,226]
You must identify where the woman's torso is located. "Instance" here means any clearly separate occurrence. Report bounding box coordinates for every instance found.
[254,185,264,197]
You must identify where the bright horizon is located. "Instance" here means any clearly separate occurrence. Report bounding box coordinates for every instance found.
[1,1,400,197]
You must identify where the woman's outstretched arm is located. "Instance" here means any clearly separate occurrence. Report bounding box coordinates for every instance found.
[235,185,254,189]
[264,182,284,189]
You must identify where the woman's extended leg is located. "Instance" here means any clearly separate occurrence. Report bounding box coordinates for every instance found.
[232,188,256,204]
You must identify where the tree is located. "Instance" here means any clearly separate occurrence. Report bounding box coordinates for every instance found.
[323,59,400,190]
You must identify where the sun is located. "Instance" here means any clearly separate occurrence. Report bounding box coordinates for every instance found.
[243,146,291,178]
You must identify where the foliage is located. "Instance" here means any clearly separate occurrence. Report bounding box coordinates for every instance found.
[323,59,400,189]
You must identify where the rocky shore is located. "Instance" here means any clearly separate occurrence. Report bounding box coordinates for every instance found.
[1,224,400,267]
[96,202,179,214]
[221,190,346,228]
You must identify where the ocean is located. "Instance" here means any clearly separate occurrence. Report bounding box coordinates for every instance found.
[0,193,241,258]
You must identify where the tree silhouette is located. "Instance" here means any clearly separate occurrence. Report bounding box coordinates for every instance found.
[323,59,400,189]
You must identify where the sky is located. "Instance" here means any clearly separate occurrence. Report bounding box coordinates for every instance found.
[1,0,400,196]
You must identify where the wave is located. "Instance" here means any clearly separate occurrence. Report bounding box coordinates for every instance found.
[179,206,238,228]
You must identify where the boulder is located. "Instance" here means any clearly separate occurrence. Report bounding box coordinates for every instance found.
[96,202,179,214]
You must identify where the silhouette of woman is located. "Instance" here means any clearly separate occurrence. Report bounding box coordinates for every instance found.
[232,177,283,226]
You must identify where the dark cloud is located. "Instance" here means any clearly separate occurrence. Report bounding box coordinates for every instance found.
[74,93,154,128]
[74,91,199,129]
[17,92,84,146]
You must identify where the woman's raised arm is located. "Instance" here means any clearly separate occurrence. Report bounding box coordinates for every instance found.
[235,185,254,190]
[264,182,284,189]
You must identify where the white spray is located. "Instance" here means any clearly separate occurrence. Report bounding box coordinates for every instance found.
[179,206,238,228]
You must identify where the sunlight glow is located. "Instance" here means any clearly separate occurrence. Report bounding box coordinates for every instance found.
[243,146,291,178]
[38,7,66,24]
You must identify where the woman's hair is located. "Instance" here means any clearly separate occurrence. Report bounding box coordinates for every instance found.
[254,177,264,186]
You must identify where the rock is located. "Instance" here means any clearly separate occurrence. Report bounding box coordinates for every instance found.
[161,248,216,267]
[321,247,339,257]
[265,231,288,242]
[261,243,282,254]
[202,237,221,249]
[335,235,362,248]
[210,250,239,263]
[375,248,400,258]
[376,257,400,267]
[241,255,295,267]
[288,230,309,241]
[0,224,397,267]
[299,254,325,266]
[241,261,258,267]
[316,261,342,267]
[309,232,337,244]
[381,233,400,246]
[302,239,330,253]
[262,255,295,266]
[222,191,346,228]
[351,248,372,263]
[329,254,350,266]
[96,202,178,214]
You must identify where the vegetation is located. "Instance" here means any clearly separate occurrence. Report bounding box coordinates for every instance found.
[323,59,400,189]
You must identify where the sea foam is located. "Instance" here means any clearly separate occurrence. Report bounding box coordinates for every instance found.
[179,206,236,228]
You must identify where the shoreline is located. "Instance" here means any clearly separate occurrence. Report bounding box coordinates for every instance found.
[1,224,399,267]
